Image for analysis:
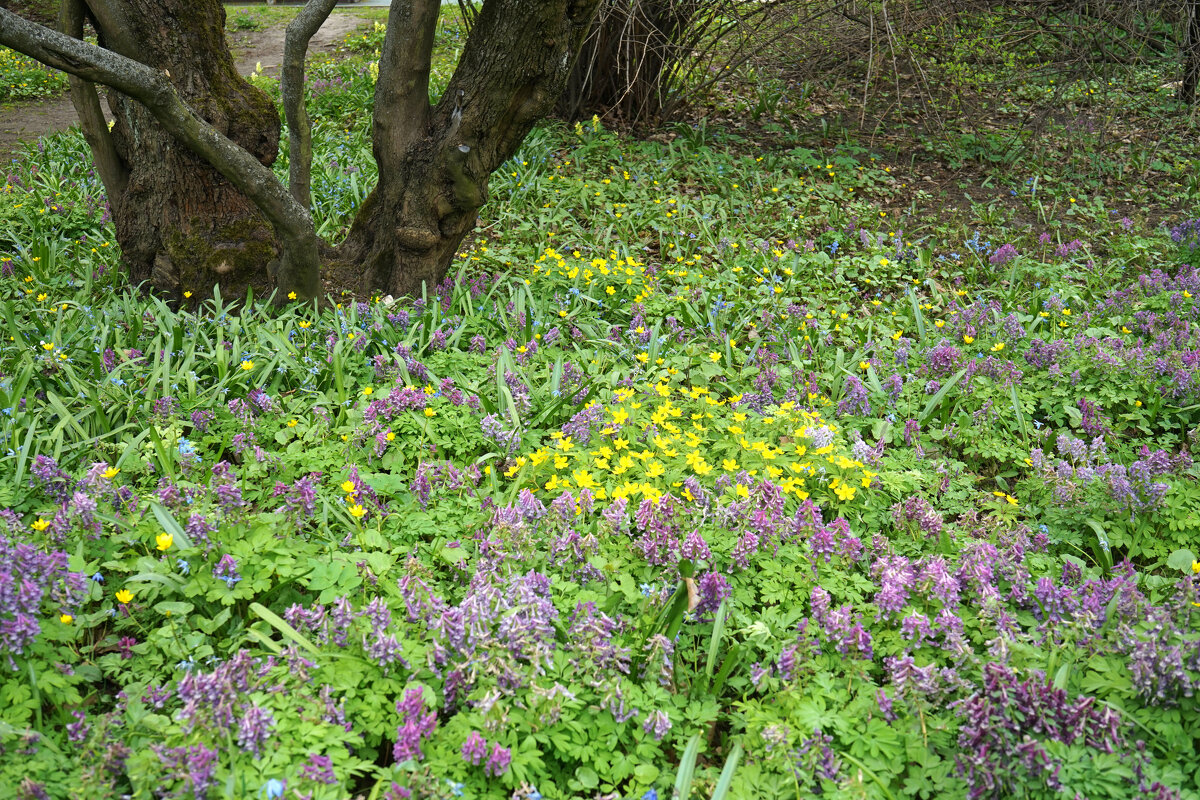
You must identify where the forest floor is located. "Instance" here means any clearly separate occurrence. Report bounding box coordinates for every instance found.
[0,8,370,161]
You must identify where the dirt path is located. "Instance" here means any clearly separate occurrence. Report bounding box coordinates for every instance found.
[0,11,370,162]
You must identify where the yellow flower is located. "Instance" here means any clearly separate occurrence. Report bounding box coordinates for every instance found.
[362,387,373,396]
[287,419,298,428]
[709,352,721,362]
[341,480,356,493]
[636,353,649,363]
[859,361,869,371]
[30,518,50,532]
[386,431,396,441]
[1191,560,1200,574]
[287,291,297,300]
[41,341,54,351]
[834,483,856,501]
[298,320,312,329]
[155,532,173,551]
[102,467,120,480]
[183,291,193,299]
[424,408,436,417]
[240,360,254,371]
[963,335,974,344]
[348,504,366,519]
[991,342,1005,352]
[59,614,73,625]
[115,589,133,604]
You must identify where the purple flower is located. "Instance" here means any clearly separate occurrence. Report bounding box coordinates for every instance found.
[236,704,275,757]
[155,744,219,800]
[300,753,337,785]
[461,731,488,766]
[484,742,512,777]
[0,531,86,660]
[212,555,241,588]
[989,243,1018,265]
[642,709,672,741]
[393,688,437,763]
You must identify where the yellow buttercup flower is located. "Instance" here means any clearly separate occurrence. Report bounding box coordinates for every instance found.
[348,504,366,519]
[287,291,297,300]
[424,408,436,417]
[156,532,173,551]
[341,480,356,493]
[60,614,73,625]
[30,518,50,532]
[115,589,133,604]
[240,360,254,371]
[102,466,120,479]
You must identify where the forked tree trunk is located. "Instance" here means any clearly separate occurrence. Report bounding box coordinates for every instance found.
[1,0,601,301]
[91,0,283,300]
[337,0,600,297]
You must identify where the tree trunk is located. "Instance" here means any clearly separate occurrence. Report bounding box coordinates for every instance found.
[1183,0,1200,105]
[3,0,602,302]
[557,0,700,122]
[337,0,600,298]
[88,0,283,301]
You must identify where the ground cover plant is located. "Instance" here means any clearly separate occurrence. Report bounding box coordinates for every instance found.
[0,6,1199,800]
[0,43,65,102]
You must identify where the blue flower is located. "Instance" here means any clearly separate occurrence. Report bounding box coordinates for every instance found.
[261,779,285,799]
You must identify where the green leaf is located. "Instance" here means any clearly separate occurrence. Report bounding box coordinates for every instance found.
[919,368,966,423]
[711,743,742,800]
[1166,548,1196,572]
[575,766,599,789]
[673,732,702,800]
[248,601,320,655]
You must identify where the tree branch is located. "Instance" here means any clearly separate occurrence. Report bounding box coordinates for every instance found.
[79,0,137,55]
[283,0,338,211]
[0,8,320,300]
[374,0,441,173]
[58,0,128,199]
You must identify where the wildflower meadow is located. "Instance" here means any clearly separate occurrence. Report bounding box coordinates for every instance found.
[1,7,1199,800]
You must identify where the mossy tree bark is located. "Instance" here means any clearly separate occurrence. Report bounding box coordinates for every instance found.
[0,0,601,301]
[66,0,286,300]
